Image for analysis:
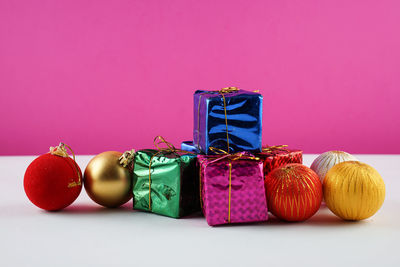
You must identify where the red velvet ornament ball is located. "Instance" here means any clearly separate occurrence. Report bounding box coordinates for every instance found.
[265,163,322,221]
[24,143,82,211]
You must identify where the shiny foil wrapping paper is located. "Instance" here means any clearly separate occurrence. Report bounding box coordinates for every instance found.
[198,154,268,226]
[180,141,201,154]
[193,89,263,154]
[132,150,200,218]
[257,148,303,176]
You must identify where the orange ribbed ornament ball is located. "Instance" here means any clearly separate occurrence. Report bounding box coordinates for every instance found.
[265,164,323,221]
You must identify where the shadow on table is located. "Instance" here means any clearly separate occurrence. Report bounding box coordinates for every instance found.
[303,205,367,227]
[50,202,368,228]
[201,206,367,228]
[58,201,134,215]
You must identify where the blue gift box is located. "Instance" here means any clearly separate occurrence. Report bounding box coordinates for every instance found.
[180,141,201,154]
[193,88,263,154]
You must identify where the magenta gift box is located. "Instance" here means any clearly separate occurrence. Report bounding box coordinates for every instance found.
[198,153,268,226]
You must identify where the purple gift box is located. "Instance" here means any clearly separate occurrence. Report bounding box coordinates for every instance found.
[198,153,268,226]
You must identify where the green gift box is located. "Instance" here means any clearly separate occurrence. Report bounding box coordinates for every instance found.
[132,149,200,218]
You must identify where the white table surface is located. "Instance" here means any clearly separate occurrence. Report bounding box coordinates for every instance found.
[1,155,399,267]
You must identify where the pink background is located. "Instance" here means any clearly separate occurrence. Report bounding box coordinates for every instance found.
[1,0,399,155]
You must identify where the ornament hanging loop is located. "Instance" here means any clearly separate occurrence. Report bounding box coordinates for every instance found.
[119,149,136,168]
[49,142,77,162]
[49,142,81,187]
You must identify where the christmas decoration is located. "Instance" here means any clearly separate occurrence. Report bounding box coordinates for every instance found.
[132,136,200,218]
[311,151,357,183]
[21,85,388,227]
[265,164,322,221]
[323,161,385,221]
[84,151,133,208]
[198,151,267,226]
[24,143,82,211]
[193,87,262,154]
[257,145,302,176]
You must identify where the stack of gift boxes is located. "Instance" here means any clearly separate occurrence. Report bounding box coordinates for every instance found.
[132,87,302,226]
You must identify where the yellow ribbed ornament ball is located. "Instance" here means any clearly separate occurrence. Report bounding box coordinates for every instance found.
[323,161,385,221]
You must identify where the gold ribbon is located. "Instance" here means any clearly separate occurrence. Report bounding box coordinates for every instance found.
[219,86,239,94]
[261,145,289,153]
[200,147,259,223]
[219,87,238,153]
[208,147,260,164]
[196,87,239,153]
[147,136,194,211]
[49,143,81,188]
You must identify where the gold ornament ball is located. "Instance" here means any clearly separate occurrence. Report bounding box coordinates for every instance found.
[84,151,133,208]
[323,161,385,221]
